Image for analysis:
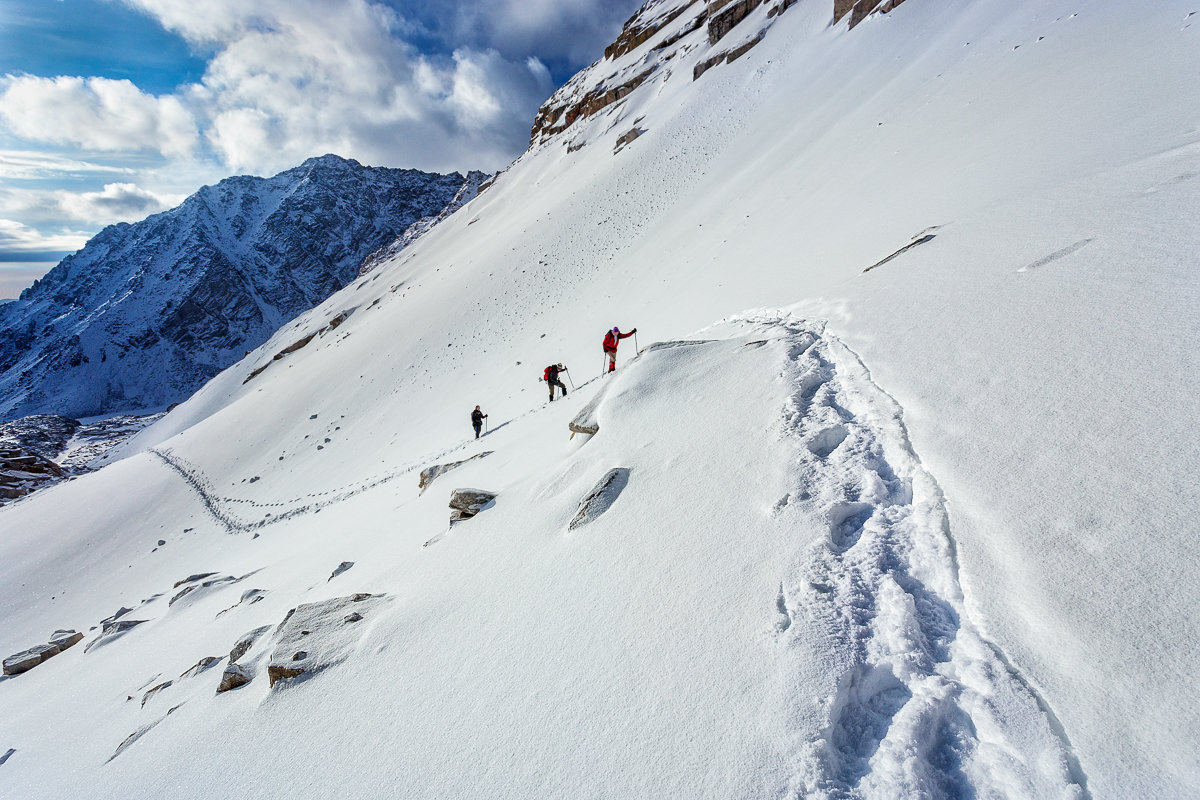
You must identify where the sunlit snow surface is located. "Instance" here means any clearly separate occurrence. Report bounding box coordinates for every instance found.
[2,0,1199,797]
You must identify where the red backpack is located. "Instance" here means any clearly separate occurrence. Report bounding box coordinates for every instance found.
[543,365,553,381]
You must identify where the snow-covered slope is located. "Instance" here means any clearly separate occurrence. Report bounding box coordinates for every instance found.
[0,155,475,420]
[2,0,1199,797]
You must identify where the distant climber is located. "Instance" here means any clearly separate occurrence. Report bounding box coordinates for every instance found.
[543,363,568,401]
[471,406,488,439]
[603,326,636,373]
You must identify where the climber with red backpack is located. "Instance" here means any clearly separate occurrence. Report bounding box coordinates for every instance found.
[602,326,636,373]
[543,363,568,401]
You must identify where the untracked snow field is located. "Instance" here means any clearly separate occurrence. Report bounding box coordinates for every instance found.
[2,0,1199,796]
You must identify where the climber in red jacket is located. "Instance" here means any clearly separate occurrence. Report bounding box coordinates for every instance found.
[602,326,636,373]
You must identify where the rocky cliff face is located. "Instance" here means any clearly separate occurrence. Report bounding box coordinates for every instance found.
[0,156,476,420]
[358,170,491,278]
[530,0,907,146]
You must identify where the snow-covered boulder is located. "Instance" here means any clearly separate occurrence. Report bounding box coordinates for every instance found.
[265,594,387,688]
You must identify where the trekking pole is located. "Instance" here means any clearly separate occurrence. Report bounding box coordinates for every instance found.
[567,371,576,390]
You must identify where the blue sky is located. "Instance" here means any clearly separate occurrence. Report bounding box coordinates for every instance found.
[0,0,638,297]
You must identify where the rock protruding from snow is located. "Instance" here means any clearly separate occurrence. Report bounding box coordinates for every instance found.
[328,561,354,581]
[168,573,240,606]
[569,380,614,437]
[179,656,222,678]
[216,663,251,694]
[3,644,57,676]
[48,629,83,650]
[835,0,906,29]
[418,451,492,491]
[0,444,66,502]
[85,618,148,653]
[2,628,82,675]
[265,594,387,687]
[569,469,631,531]
[448,489,496,523]
[228,625,271,664]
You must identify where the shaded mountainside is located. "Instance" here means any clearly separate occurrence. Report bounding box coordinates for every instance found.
[0,155,478,420]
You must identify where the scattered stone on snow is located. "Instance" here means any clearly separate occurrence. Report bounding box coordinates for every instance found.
[418,451,492,491]
[173,572,217,588]
[216,588,267,617]
[179,656,222,678]
[0,748,14,766]
[569,468,632,531]
[448,488,497,523]
[328,561,354,581]
[141,681,172,707]
[100,606,132,627]
[265,594,387,688]
[169,573,243,606]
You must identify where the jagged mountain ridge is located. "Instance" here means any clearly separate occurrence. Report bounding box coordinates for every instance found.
[0,155,479,420]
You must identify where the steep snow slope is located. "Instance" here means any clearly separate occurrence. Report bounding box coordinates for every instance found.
[0,156,476,421]
[2,0,1198,797]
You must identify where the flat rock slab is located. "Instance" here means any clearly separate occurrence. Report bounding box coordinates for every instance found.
[3,643,59,676]
[48,629,83,650]
[569,468,631,531]
[266,594,388,688]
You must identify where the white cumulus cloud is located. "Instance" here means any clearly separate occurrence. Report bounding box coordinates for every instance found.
[0,76,199,157]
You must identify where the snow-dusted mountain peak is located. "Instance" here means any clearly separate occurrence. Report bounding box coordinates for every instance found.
[0,159,481,421]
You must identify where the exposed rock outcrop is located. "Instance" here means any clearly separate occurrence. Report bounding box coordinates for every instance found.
[448,489,497,523]
[265,594,387,687]
[835,0,907,28]
[0,445,66,502]
[328,561,354,581]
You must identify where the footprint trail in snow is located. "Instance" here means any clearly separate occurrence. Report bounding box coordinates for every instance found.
[739,312,1088,800]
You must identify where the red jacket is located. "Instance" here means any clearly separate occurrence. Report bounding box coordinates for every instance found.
[603,330,633,352]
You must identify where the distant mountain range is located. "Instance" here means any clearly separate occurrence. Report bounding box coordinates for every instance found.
[0,155,487,420]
